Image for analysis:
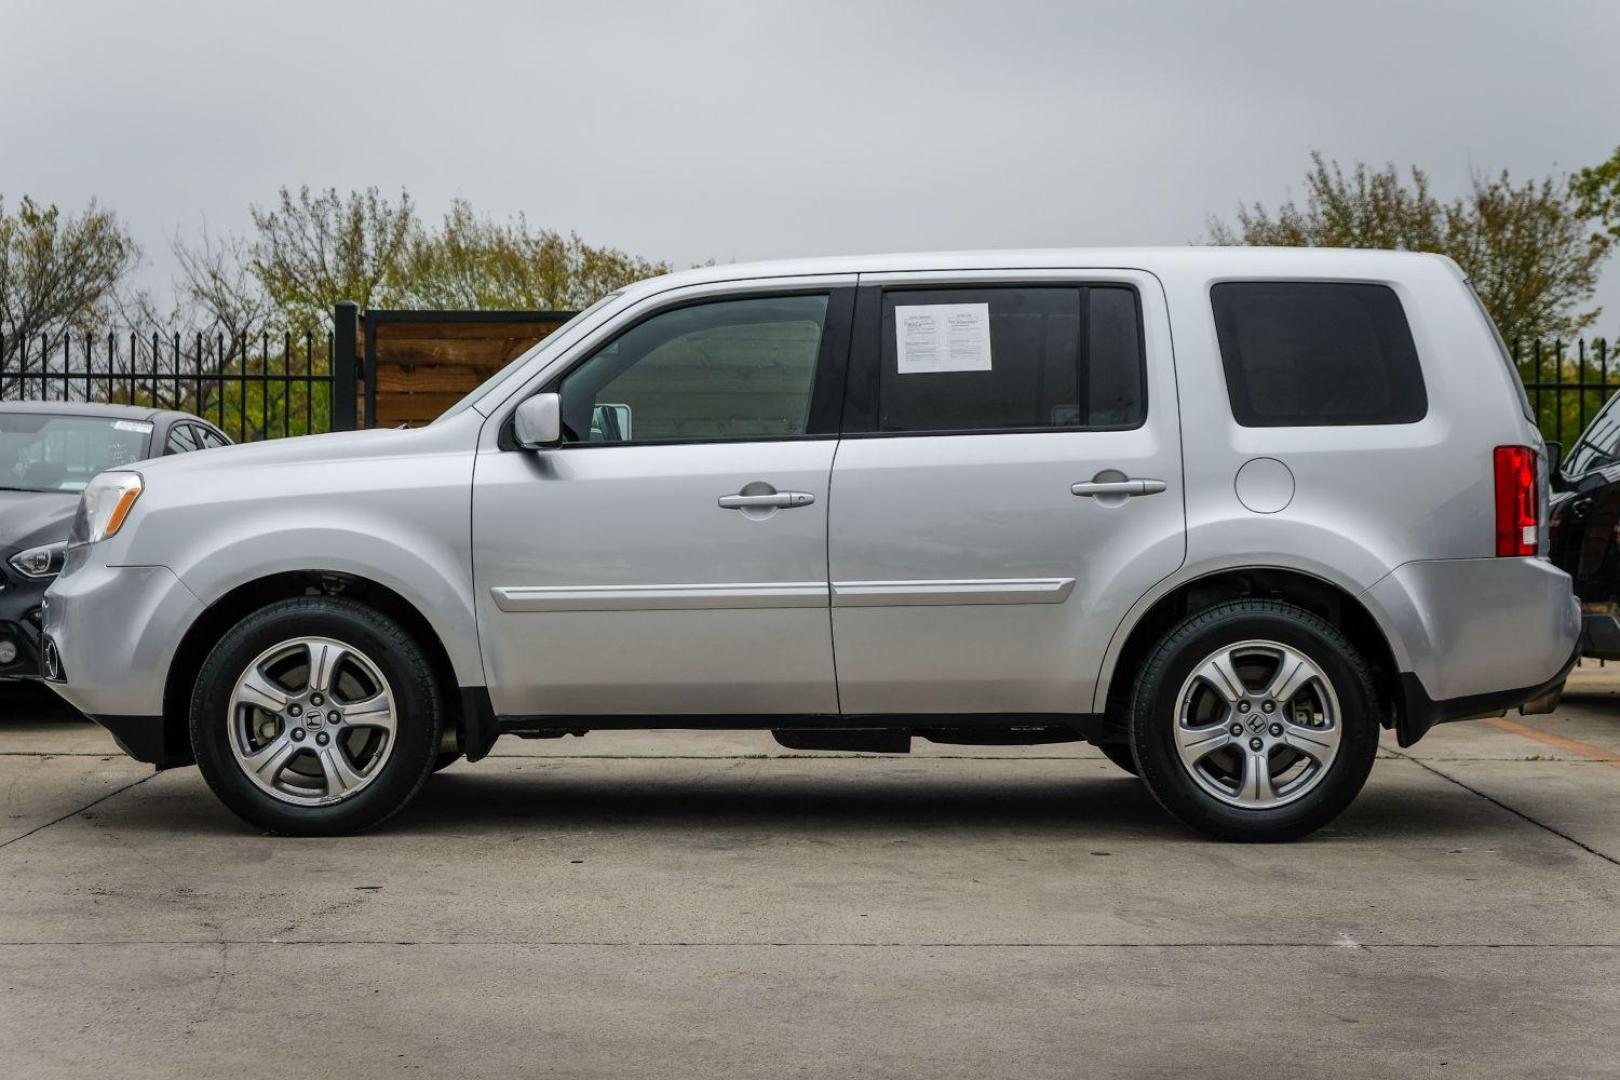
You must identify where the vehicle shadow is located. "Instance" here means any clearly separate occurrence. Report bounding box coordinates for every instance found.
[1558,689,1620,712]
[334,763,1504,844]
[60,741,1512,844]
[0,680,80,720]
[398,768,1165,834]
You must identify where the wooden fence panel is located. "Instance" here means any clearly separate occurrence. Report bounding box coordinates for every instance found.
[357,311,576,428]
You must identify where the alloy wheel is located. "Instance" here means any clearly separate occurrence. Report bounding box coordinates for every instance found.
[1171,638,1342,810]
[226,636,398,806]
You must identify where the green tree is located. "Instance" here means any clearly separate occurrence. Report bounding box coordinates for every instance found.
[0,195,140,366]
[1208,152,1610,342]
[400,199,668,310]
[247,186,417,332]
[1572,145,1620,246]
[211,186,665,327]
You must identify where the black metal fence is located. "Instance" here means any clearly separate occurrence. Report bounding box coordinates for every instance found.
[1515,338,1617,447]
[0,329,353,442]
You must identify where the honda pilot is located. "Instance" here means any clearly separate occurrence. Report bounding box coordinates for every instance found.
[41,249,1580,840]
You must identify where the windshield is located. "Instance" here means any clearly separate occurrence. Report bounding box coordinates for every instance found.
[0,413,152,493]
[432,293,624,424]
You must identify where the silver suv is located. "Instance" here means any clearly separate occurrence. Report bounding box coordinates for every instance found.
[41,249,1580,840]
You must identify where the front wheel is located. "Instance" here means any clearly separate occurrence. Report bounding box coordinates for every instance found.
[1129,600,1379,842]
[190,597,444,835]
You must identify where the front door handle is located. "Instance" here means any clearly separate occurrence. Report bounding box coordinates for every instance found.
[719,491,816,510]
[1070,478,1167,497]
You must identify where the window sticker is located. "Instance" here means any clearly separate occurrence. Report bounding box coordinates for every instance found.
[112,420,154,433]
[895,303,992,374]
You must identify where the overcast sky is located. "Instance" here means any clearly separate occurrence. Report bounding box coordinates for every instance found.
[4,0,1619,321]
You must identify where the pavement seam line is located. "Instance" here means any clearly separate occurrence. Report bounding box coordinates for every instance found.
[1386,747,1620,868]
[0,771,156,853]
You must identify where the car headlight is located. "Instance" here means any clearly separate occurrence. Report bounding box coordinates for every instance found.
[9,541,68,579]
[68,471,144,547]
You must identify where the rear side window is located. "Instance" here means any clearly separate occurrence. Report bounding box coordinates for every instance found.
[1211,282,1427,427]
[876,286,1145,434]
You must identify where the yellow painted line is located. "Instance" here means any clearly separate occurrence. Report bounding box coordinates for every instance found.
[1484,716,1620,768]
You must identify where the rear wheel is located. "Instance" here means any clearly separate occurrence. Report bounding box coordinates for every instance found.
[1129,600,1378,842]
[190,597,443,835]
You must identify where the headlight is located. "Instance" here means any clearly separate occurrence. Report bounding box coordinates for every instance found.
[69,471,144,547]
[9,541,68,579]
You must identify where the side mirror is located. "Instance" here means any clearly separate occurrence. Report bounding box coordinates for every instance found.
[591,403,633,442]
[1545,441,1566,492]
[513,393,563,449]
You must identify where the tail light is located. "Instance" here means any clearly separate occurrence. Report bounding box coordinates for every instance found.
[1493,445,1539,556]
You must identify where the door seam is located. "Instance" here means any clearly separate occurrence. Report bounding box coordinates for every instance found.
[826,436,843,715]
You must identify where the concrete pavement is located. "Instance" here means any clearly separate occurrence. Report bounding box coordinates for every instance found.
[2,673,1618,1078]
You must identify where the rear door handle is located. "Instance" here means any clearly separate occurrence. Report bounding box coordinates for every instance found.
[1070,479,1167,497]
[719,491,816,510]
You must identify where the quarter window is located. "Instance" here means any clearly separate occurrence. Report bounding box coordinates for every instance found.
[558,294,829,443]
[164,424,199,455]
[875,286,1145,434]
[1211,282,1427,427]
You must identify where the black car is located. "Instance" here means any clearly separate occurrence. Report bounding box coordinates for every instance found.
[0,402,231,680]
[1549,394,1620,660]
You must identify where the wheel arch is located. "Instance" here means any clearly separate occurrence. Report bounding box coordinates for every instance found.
[1096,565,1405,733]
[161,570,474,767]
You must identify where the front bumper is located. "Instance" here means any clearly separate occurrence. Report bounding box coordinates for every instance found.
[0,558,47,680]
[42,560,203,762]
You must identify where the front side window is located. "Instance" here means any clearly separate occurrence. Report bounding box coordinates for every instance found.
[875,286,1145,434]
[1211,282,1427,427]
[558,294,829,443]
[0,414,152,492]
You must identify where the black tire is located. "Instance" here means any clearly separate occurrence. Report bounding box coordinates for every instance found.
[1097,741,1139,776]
[1129,600,1379,842]
[431,751,462,773]
[189,596,444,836]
